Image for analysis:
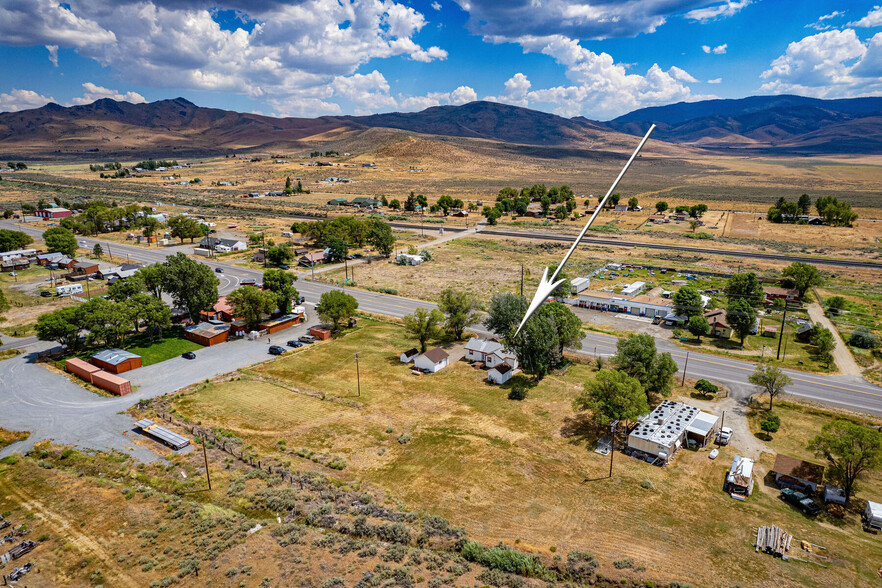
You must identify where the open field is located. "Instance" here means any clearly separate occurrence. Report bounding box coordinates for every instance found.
[170,322,882,587]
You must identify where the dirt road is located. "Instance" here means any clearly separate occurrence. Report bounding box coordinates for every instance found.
[807,302,863,376]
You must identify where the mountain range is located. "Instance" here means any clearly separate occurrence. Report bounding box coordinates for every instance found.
[2,94,882,157]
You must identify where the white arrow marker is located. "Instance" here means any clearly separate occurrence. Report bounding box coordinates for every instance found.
[515,124,656,336]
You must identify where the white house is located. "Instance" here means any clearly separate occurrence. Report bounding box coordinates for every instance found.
[488,363,513,384]
[485,349,518,370]
[400,348,419,363]
[464,338,503,362]
[414,347,449,373]
[200,237,247,252]
[621,281,646,296]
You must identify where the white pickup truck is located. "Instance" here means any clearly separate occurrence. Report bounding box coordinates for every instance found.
[716,427,733,445]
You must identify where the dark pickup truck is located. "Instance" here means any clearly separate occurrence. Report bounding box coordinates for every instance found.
[780,488,822,516]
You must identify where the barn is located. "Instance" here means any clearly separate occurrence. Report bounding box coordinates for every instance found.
[90,349,142,374]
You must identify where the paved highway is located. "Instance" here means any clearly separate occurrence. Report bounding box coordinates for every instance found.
[3,220,882,419]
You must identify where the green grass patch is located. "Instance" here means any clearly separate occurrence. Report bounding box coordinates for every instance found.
[126,327,203,365]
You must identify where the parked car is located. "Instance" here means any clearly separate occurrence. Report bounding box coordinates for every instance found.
[181,352,196,360]
[215,267,224,273]
[298,295,305,304]
[286,340,302,348]
[352,253,363,259]
[241,278,256,286]
[40,290,52,297]
[716,427,733,445]
[708,448,719,460]
[781,488,822,516]
[298,335,316,344]
[268,345,285,355]
[277,264,289,270]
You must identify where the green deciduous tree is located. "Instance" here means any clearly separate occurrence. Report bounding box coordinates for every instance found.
[137,264,166,299]
[482,206,502,225]
[403,307,444,352]
[92,243,103,259]
[781,262,824,299]
[162,253,219,321]
[687,315,710,341]
[797,193,812,215]
[266,244,293,266]
[438,288,481,341]
[42,227,78,256]
[284,176,293,195]
[129,292,172,340]
[36,306,84,349]
[573,369,648,426]
[316,290,358,331]
[263,269,299,315]
[437,194,455,215]
[655,201,668,213]
[760,414,781,439]
[748,363,792,410]
[326,238,349,262]
[628,197,638,210]
[673,285,703,318]
[0,229,33,253]
[725,272,765,308]
[227,286,277,330]
[809,420,882,504]
[484,292,527,338]
[540,301,584,355]
[168,215,205,243]
[726,298,757,347]
[612,334,678,399]
[812,325,836,367]
[509,311,560,379]
[367,220,395,256]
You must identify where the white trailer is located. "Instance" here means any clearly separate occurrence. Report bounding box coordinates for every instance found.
[866,500,882,531]
[56,283,83,296]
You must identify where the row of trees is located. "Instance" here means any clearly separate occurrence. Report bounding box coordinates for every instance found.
[653,201,708,217]
[767,194,857,226]
[59,201,156,236]
[225,270,300,329]
[292,217,395,256]
[403,289,483,352]
[5,161,27,170]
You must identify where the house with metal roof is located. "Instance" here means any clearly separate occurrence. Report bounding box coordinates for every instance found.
[771,454,825,493]
[198,236,247,251]
[464,337,503,362]
[90,348,143,374]
[184,322,230,346]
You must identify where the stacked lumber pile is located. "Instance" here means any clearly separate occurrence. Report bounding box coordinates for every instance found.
[755,525,792,556]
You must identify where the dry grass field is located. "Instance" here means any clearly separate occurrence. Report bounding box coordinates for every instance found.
[168,322,882,587]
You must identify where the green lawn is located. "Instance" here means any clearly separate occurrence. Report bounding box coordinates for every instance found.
[126,327,203,365]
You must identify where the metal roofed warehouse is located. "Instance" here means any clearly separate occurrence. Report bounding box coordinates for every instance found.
[90,348,142,374]
[627,400,719,463]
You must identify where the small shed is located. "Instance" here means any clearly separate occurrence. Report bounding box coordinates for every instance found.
[796,324,814,341]
[230,319,248,337]
[185,322,230,346]
[414,347,449,373]
[488,363,513,384]
[91,371,132,395]
[866,501,882,530]
[260,314,301,334]
[685,411,719,447]
[772,454,825,493]
[309,326,332,340]
[762,326,778,338]
[66,358,101,383]
[400,348,419,363]
[725,455,755,497]
[90,348,142,374]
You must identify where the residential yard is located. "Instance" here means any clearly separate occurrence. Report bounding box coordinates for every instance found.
[170,322,882,587]
[125,327,204,365]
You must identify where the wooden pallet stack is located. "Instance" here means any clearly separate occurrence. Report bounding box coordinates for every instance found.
[754,525,793,556]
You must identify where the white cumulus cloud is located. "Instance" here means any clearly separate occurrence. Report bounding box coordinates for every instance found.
[399,85,478,111]
[759,29,882,98]
[0,88,57,113]
[46,45,58,67]
[432,1,441,10]
[685,0,751,23]
[72,82,146,105]
[707,77,722,83]
[850,6,882,27]
[702,43,727,54]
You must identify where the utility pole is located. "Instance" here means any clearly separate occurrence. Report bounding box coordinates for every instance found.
[311,261,315,280]
[681,351,689,386]
[776,307,787,360]
[202,439,212,490]
[354,352,361,397]
[608,420,618,478]
[717,411,725,447]
[761,344,766,364]
[782,331,789,360]
[344,256,348,287]
[520,264,524,298]
[262,233,267,268]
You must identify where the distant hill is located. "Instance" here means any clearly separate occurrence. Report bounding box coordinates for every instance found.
[345,101,609,146]
[0,97,364,155]
[595,95,882,153]
[3,94,882,157]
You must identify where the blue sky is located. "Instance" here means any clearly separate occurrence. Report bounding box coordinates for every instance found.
[1,1,881,120]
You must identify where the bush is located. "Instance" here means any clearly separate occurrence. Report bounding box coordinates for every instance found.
[694,379,718,395]
[760,414,780,437]
[672,328,683,338]
[397,434,411,444]
[508,382,527,401]
[849,327,879,349]
[461,541,548,578]
[613,558,634,569]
